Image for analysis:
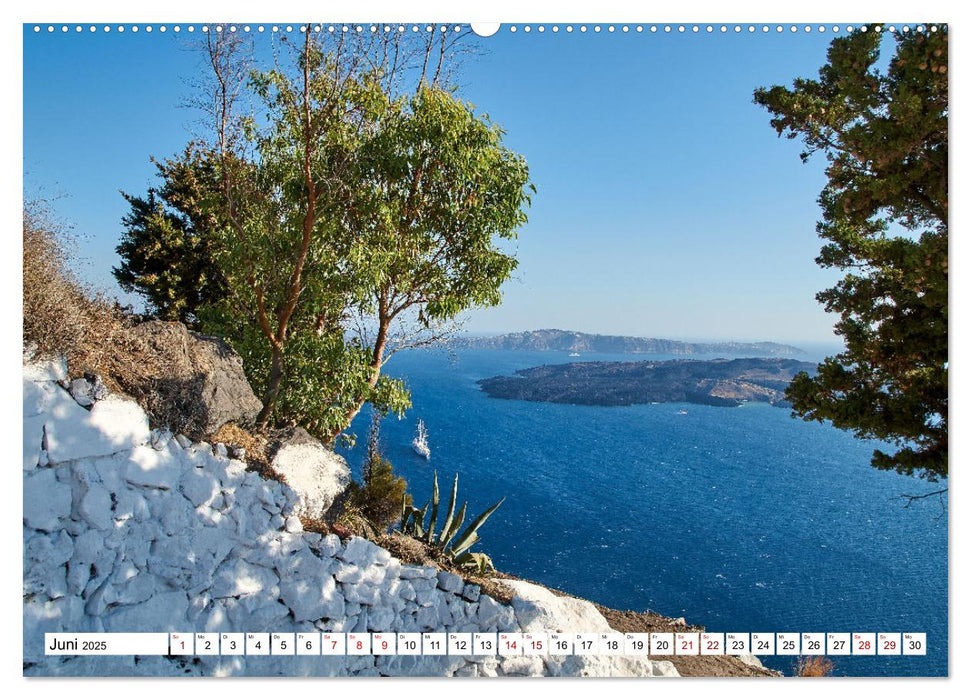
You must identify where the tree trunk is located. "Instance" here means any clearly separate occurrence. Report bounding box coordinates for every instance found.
[257,346,286,428]
[326,316,390,441]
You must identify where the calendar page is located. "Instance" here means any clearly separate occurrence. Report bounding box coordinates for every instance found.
[20,4,949,684]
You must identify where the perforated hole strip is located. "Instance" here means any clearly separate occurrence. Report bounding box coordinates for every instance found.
[30,23,946,36]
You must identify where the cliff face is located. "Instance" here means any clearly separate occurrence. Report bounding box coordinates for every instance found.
[22,358,679,677]
[455,329,805,357]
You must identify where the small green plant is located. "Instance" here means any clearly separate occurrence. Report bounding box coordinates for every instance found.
[345,414,411,531]
[454,551,495,575]
[399,471,503,572]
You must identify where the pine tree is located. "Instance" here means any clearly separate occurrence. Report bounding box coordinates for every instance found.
[755,26,947,481]
[114,145,227,324]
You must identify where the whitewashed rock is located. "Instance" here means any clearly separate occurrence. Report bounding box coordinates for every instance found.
[502,579,612,633]
[342,582,380,605]
[180,467,220,507]
[368,606,395,631]
[23,414,46,471]
[78,482,114,530]
[399,565,438,580]
[23,378,59,417]
[69,376,107,407]
[437,571,464,593]
[102,591,189,633]
[270,442,350,519]
[211,559,279,598]
[23,468,72,531]
[501,655,545,676]
[124,444,183,490]
[45,394,151,464]
[339,536,385,567]
[23,595,85,663]
[280,576,344,622]
[477,594,505,628]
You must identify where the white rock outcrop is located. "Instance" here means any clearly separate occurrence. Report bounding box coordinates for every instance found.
[22,359,679,677]
[270,440,350,520]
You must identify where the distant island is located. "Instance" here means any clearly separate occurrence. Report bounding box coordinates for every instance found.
[455,329,804,357]
[478,357,817,408]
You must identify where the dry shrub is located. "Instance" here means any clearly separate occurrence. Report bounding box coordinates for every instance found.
[794,656,834,677]
[211,422,267,463]
[22,205,165,391]
[22,205,225,431]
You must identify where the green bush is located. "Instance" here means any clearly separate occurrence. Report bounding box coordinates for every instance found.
[344,414,411,531]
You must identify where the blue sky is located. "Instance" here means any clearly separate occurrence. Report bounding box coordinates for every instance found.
[24,24,859,345]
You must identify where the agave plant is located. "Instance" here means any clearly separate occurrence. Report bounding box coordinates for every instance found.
[399,471,504,563]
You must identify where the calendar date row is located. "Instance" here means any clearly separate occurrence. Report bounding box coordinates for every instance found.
[46,632,926,657]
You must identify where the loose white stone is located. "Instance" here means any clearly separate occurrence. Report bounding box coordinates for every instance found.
[437,570,464,593]
[23,415,46,471]
[279,576,345,622]
[23,378,59,417]
[342,582,380,605]
[102,591,190,633]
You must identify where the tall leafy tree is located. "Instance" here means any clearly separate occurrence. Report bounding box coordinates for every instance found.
[336,85,532,430]
[114,146,227,323]
[755,26,947,482]
[200,29,532,440]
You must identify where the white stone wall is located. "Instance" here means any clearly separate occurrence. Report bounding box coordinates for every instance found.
[22,363,678,677]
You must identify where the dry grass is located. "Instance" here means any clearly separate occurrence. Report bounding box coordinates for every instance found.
[794,656,834,677]
[211,422,269,465]
[23,206,169,393]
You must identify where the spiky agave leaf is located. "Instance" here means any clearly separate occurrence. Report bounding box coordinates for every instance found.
[400,505,419,535]
[414,500,429,539]
[439,501,466,550]
[436,474,460,546]
[427,471,439,544]
[400,493,410,531]
[448,497,504,557]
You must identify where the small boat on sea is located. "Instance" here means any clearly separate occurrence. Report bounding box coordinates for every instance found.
[412,420,430,460]
[677,409,689,415]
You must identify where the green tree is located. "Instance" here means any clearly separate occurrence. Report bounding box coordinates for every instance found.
[114,145,227,323]
[754,25,947,482]
[202,30,532,440]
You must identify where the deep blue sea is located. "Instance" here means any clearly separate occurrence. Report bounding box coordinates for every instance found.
[337,348,948,677]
